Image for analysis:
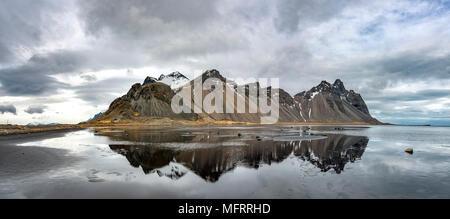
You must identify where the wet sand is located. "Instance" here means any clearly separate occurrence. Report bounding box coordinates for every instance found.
[1,125,449,198]
[0,122,376,180]
[0,129,81,179]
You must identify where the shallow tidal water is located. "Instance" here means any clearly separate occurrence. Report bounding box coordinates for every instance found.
[1,125,450,198]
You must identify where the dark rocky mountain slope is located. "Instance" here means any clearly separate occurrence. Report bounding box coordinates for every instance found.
[94,82,197,123]
[293,79,378,123]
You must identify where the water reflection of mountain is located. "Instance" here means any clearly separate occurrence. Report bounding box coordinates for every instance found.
[105,129,368,181]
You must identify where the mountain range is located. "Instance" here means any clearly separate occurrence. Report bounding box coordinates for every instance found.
[92,69,380,124]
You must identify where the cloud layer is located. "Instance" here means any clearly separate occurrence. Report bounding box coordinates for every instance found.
[0,104,17,115]
[0,0,449,125]
[25,105,46,114]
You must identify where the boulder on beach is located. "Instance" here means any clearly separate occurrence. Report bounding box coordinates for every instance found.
[405,148,414,154]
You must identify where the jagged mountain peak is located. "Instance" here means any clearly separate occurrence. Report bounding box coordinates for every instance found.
[333,79,347,94]
[333,79,344,86]
[295,80,334,100]
[293,78,377,123]
[202,69,224,78]
[143,72,190,89]
[158,71,188,81]
[200,69,227,83]
[203,69,221,76]
[315,80,333,92]
[143,76,158,85]
[169,71,186,77]
[299,79,349,98]
[320,80,331,86]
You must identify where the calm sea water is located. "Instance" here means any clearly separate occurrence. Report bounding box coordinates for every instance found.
[1,125,449,198]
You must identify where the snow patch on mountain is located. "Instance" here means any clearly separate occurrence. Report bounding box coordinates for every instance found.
[143,71,190,89]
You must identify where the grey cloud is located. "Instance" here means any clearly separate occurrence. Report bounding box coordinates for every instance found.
[0,104,17,115]
[0,0,260,99]
[274,0,361,33]
[0,0,84,96]
[79,0,219,37]
[0,0,62,64]
[307,48,450,100]
[73,77,141,106]
[369,89,450,102]
[0,51,86,95]
[25,105,46,114]
[80,74,97,82]
[372,53,450,80]
[0,48,149,95]
[0,43,13,64]
[77,0,249,65]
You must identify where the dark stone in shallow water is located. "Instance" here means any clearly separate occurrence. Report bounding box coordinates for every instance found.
[405,148,414,154]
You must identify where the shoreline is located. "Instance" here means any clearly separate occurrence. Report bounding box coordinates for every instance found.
[0,124,82,137]
[0,128,81,183]
[81,117,389,127]
[0,120,393,137]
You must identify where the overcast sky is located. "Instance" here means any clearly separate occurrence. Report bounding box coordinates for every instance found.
[0,0,449,125]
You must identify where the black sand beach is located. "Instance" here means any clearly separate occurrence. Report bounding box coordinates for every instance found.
[1,126,449,198]
[0,130,80,179]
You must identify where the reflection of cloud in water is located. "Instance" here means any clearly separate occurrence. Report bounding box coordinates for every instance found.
[106,129,368,182]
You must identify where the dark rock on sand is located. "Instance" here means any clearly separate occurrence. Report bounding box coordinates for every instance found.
[405,148,414,154]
